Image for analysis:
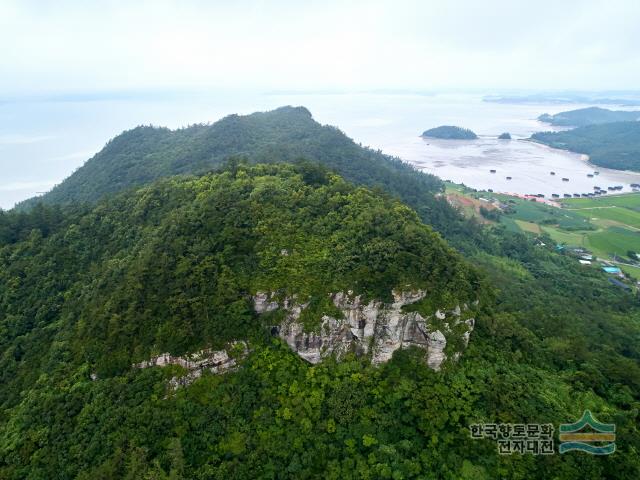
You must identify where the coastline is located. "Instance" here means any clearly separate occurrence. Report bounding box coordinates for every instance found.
[520,137,640,176]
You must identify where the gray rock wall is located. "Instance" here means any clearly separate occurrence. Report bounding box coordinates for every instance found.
[134,341,248,388]
[255,290,475,370]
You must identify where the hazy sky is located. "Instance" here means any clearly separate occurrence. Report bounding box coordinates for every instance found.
[2,0,640,95]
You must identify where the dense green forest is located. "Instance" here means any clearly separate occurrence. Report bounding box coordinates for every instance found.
[1,110,640,478]
[17,106,477,254]
[1,162,480,379]
[421,126,478,140]
[531,121,640,171]
[17,106,442,209]
[538,107,640,127]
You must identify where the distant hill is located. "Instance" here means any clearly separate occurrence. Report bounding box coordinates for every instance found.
[17,106,443,209]
[484,93,640,106]
[421,125,478,140]
[531,121,640,171]
[538,107,640,127]
[498,132,511,140]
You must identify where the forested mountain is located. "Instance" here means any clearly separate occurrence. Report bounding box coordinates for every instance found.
[539,107,640,127]
[531,121,640,171]
[17,106,442,208]
[17,106,479,252]
[1,110,640,478]
[0,163,484,477]
[1,163,639,478]
[1,163,480,378]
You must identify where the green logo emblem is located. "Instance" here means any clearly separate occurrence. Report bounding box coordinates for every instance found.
[559,410,615,455]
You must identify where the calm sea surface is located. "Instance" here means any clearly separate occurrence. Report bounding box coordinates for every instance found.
[2,91,640,208]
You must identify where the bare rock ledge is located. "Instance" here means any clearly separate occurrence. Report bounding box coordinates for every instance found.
[254,290,475,370]
[134,341,248,388]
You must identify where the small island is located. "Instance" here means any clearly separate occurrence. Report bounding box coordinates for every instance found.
[498,132,511,140]
[421,125,478,140]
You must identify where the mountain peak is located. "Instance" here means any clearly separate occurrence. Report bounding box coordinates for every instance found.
[16,106,442,210]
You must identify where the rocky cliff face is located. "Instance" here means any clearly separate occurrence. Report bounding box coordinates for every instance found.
[134,341,248,388]
[254,290,475,370]
[134,291,474,385]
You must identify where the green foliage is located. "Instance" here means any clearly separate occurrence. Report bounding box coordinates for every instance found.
[0,202,73,245]
[532,121,640,171]
[16,106,491,273]
[587,226,640,256]
[16,106,444,210]
[479,206,500,221]
[1,112,640,478]
[0,162,478,380]
[1,163,639,478]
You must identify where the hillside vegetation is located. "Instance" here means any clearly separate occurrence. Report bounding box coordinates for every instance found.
[2,163,480,376]
[1,110,640,478]
[2,168,640,478]
[531,121,640,171]
[17,106,442,209]
[17,106,486,256]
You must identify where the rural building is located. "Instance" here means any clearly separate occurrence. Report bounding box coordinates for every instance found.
[608,278,631,291]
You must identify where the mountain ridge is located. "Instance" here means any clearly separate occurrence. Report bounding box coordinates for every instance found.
[17,106,442,208]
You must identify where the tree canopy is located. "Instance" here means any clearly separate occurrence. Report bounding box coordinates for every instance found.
[2,108,639,478]
[532,121,640,171]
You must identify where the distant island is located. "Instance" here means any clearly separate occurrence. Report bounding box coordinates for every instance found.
[539,107,640,127]
[531,121,640,172]
[498,132,511,140]
[484,93,640,106]
[421,125,478,140]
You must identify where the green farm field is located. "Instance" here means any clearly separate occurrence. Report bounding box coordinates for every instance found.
[561,192,640,210]
[446,187,639,268]
[562,193,640,230]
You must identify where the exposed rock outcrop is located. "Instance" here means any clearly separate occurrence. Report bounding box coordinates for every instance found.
[134,341,248,388]
[254,290,475,370]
